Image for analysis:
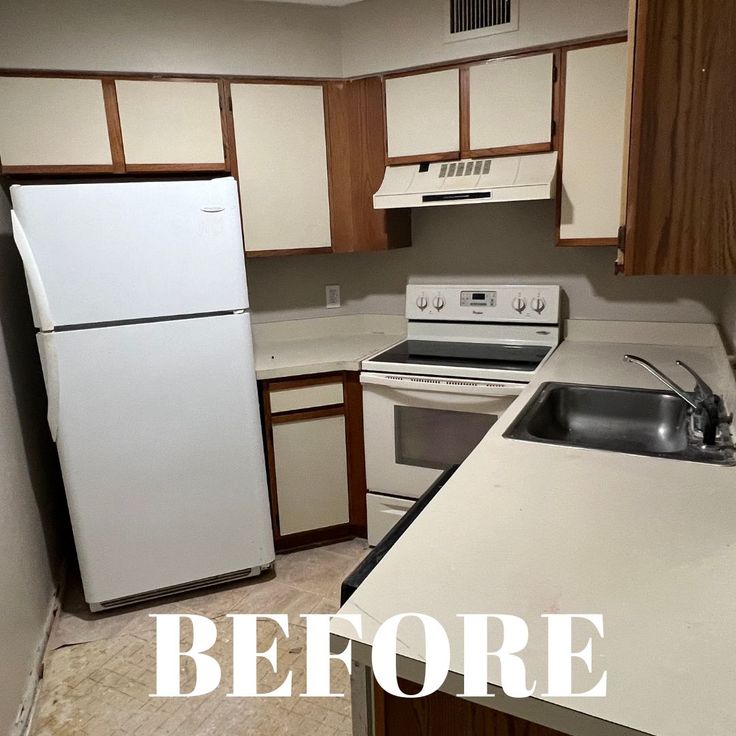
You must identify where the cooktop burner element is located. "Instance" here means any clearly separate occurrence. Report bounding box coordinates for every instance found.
[362,284,562,382]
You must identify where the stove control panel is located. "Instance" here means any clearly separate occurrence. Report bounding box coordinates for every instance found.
[406,284,560,323]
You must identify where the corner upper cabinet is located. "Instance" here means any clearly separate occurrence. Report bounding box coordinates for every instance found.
[466,52,554,157]
[557,40,628,246]
[230,82,332,255]
[622,0,736,274]
[114,80,226,170]
[0,76,113,173]
[384,69,460,164]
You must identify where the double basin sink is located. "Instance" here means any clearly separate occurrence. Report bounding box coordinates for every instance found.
[504,382,735,465]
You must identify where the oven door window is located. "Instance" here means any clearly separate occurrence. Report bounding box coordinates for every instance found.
[394,406,498,470]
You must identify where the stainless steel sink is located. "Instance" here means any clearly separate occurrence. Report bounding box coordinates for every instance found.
[504,382,736,465]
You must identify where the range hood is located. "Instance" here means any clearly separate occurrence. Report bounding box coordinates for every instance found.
[373,151,557,209]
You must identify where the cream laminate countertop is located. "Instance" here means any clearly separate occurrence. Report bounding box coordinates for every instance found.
[251,314,406,380]
[331,320,736,736]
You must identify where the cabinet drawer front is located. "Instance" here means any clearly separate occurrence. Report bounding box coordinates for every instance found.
[560,42,628,240]
[274,415,350,536]
[385,69,460,159]
[231,83,331,252]
[469,53,554,151]
[0,77,112,166]
[270,382,344,414]
[116,80,225,165]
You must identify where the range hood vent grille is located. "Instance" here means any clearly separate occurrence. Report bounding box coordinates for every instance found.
[449,0,519,41]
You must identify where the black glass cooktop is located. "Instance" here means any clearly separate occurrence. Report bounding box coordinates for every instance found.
[368,340,551,372]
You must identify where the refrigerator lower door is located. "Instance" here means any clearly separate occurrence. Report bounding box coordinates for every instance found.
[39,311,274,609]
[11,177,248,329]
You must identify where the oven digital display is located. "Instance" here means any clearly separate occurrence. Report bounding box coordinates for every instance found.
[460,290,497,307]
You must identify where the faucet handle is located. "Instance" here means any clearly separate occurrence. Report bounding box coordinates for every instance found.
[676,360,714,401]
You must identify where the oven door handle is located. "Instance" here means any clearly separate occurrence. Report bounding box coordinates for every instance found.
[360,371,525,397]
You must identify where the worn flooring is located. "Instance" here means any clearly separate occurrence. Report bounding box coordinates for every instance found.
[30,540,369,736]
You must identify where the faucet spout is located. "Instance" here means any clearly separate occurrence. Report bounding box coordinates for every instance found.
[622,355,699,410]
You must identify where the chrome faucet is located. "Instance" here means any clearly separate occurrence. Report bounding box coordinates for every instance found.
[623,355,730,447]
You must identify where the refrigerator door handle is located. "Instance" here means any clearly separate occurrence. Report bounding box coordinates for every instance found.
[11,210,54,333]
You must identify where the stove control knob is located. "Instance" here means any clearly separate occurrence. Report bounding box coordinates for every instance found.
[432,296,446,311]
[416,295,428,311]
[531,296,546,314]
[512,296,527,314]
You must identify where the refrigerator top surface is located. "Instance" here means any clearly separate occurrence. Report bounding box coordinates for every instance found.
[11,177,248,329]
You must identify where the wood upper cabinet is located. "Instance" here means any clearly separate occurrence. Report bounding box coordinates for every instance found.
[230,82,332,254]
[114,80,226,169]
[622,0,736,274]
[384,69,461,164]
[467,52,554,157]
[557,40,628,246]
[0,76,113,172]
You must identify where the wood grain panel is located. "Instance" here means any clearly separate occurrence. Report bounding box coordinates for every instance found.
[625,0,736,274]
[101,78,126,173]
[375,679,571,736]
[325,78,411,253]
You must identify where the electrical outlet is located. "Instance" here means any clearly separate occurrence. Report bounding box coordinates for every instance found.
[325,284,341,309]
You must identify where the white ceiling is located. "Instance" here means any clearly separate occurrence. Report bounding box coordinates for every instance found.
[252,0,364,6]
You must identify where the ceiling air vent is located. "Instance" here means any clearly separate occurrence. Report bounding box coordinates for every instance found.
[448,0,519,42]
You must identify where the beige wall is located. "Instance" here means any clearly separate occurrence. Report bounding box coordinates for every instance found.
[0,189,61,736]
[0,0,342,77]
[247,201,730,325]
[340,0,629,76]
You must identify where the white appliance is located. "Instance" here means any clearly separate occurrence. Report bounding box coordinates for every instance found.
[361,284,561,545]
[10,177,275,611]
[373,152,557,209]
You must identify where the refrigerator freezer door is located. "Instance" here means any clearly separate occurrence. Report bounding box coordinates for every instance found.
[41,312,274,606]
[11,177,247,328]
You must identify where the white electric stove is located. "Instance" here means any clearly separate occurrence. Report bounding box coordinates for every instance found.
[361,284,561,545]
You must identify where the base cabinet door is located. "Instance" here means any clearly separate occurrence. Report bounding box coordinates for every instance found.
[272,414,350,537]
[557,41,628,246]
[230,82,332,254]
[262,372,367,550]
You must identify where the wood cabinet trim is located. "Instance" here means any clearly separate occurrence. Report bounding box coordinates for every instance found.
[386,151,460,166]
[101,79,126,173]
[266,372,345,393]
[245,246,333,258]
[458,66,470,155]
[1,164,116,175]
[558,237,619,247]
[464,141,552,159]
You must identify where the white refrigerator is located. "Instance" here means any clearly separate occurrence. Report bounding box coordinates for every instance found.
[10,177,275,611]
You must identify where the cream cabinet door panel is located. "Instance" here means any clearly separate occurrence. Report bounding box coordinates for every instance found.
[273,415,350,536]
[560,43,628,240]
[469,53,554,151]
[115,80,224,165]
[0,77,112,166]
[231,83,331,252]
[385,69,460,158]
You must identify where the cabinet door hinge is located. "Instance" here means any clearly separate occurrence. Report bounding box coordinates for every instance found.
[551,120,557,138]
[552,65,559,84]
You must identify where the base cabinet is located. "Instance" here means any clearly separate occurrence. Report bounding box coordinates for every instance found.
[261,372,367,550]
[373,679,569,736]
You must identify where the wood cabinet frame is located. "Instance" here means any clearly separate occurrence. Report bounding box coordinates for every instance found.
[553,34,628,248]
[260,371,367,551]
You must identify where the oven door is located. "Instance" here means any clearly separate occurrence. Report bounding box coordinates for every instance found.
[361,372,524,500]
